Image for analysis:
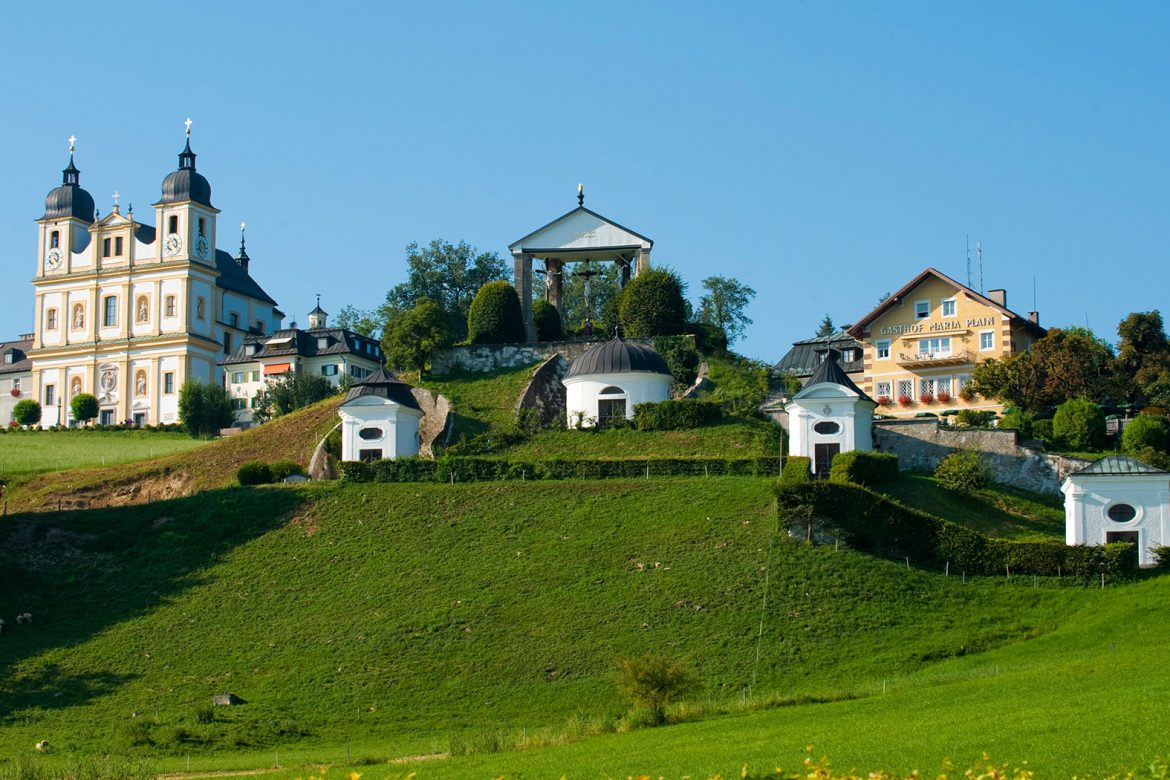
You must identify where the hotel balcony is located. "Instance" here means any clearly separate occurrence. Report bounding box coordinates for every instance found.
[896,349,974,367]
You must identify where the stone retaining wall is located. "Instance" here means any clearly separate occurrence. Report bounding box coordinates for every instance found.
[873,419,1091,495]
[430,336,691,375]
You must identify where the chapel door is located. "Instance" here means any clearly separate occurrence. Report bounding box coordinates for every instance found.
[813,443,840,477]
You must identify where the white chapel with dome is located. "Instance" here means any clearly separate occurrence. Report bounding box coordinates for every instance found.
[27,124,282,427]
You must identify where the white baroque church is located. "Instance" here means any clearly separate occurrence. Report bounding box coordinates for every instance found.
[28,128,283,427]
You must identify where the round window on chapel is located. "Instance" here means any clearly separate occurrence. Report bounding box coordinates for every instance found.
[1107,503,1137,523]
[358,427,383,441]
[813,421,841,435]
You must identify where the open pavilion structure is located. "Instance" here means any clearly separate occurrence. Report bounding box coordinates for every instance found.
[508,186,653,342]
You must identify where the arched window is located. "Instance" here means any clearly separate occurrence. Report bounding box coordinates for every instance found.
[599,386,626,396]
[597,386,627,427]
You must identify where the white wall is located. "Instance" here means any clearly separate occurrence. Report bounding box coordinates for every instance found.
[786,384,875,472]
[338,397,422,460]
[1062,474,1170,566]
[563,371,671,428]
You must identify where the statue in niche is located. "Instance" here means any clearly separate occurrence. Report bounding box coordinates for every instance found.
[135,371,147,398]
[73,304,84,330]
[71,377,82,398]
[137,297,148,323]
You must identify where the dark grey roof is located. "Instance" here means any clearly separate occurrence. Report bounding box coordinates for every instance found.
[566,335,671,378]
[343,366,421,410]
[1073,455,1167,477]
[157,139,212,207]
[800,348,874,402]
[215,249,277,305]
[220,326,381,366]
[135,224,156,243]
[775,330,864,377]
[41,155,95,221]
[0,337,33,376]
[309,304,327,316]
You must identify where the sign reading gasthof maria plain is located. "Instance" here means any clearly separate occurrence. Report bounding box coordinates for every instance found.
[879,316,996,336]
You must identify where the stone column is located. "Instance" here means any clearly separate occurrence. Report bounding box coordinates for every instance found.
[635,248,651,277]
[513,252,536,343]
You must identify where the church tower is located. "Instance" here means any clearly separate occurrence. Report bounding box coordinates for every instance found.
[154,119,219,268]
[35,137,95,281]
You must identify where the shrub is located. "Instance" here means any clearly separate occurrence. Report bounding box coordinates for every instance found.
[70,393,98,424]
[685,321,728,355]
[1053,397,1106,451]
[614,655,697,726]
[1032,418,1054,444]
[652,336,700,387]
[324,428,342,457]
[633,399,722,431]
[955,409,996,428]
[178,379,233,438]
[531,299,564,342]
[269,459,305,481]
[340,455,780,482]
[998,408,1033,438]
[467,281,524,344]
[934,450,990,494]
[383,298,452,374]
[780,456,812,485]
[1152,546,1170,569]
[194,705,215,724]
[237,460,273,486]
[252,372,335,425]
[619,268,687,337]
[1122,413,1168,455]
[828,451,898,486]
[12,399,42,426]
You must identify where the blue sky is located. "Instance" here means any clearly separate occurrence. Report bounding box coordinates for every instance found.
[1,2,1167,360]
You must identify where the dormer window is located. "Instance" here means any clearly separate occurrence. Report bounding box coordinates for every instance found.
[318,337,329,350]
[4,352,13,364]
[245,343,258,356]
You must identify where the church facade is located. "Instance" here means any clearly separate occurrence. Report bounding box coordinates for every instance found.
[27,131,282,427]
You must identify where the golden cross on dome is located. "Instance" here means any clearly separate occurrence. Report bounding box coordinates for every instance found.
[184,117,192,137]
[68,135,76,153]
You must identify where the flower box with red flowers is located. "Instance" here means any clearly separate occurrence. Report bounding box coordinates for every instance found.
[898,394,913,406]
[936,391,951,404]
[919,393,935,404]
[9,387,19,398]
[876,395,892,406]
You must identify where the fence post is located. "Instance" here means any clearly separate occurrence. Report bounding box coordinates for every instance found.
[905,556,910,570]
[945,561,950,577]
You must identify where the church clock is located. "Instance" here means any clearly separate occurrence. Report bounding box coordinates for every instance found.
[194,234,209,259]
[164,233,183,256]
[46,247,63,270]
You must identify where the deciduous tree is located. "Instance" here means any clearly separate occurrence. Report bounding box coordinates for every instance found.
[383,298,451,374]
[178,380,233,438]
[252,372,335,425]
[697,275,755,346]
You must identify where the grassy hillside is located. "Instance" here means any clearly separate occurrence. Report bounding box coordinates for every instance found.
[0,430,206,480]
[0,477,1097,773]
[881,473,1065,540]
[493,418,780,460]
[3,397,341,512]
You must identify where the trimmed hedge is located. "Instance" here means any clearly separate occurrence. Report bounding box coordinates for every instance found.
[467,281,525,344]
[633,399,722,431]
[237,460,273,486]
[828,451,898,487]
[775,480,1139,578]
[340,455,780,483]
[779,456,811,485]
[532,299,564,342]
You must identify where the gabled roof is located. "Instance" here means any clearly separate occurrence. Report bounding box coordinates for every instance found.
[847,267,1046,338]
[775,330,864,377]
[342,366,421,410]
[220,326,380,366]
[793,349,874,404]
[0,336,33,376]
[1072,455,1167,477]
[214,249,277,305]
[509,205,652,254]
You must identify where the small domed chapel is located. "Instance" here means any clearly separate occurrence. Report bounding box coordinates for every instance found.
[562,334,674,427]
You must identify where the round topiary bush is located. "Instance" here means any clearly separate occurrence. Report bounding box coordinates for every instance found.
[12,399,42,427]
[619,268,687,337]
[934,450,990,494]
[1122,413,1168,456]
[269,459,306,482]
[70,393,98,425]
[1052,398,1106,451]
[467,281,524,344]
[237,460,273,486]
[532,299,563,342]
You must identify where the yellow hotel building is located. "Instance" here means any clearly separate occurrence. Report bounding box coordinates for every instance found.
[847,268,1046,418]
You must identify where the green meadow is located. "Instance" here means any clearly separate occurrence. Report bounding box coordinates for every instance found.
[0,430,207,479]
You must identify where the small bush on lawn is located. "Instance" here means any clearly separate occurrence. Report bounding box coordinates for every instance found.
[1122,413,1168,455]
[780,456,812,485]
[269,459,305,481]
[934,450,990,494]
[955,409,996,428]
[614,655,697,726]
[829,451,898,486]
[237,460,273,486]
[12,399,42,426]
[1053,397,1106,451]
[633,399,722,431]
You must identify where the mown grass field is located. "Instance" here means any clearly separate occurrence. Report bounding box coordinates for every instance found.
[3,475,1159,778]
[496,417,780,460]
[0,430,207,479]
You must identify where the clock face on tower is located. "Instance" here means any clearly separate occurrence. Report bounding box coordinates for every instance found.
[164,233,183,257]
[46,248,63,270]
[194,234,209,259]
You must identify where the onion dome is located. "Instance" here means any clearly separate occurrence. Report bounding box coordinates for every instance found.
[158,137,213,206]
[566,334,671,378]
[41,151,95,221]
[343,367,421,409]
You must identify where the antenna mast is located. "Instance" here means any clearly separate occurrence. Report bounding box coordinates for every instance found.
[977,241,984,294]
[966,235,972,288]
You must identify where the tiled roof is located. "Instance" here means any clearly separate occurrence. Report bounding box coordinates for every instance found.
[775,330,864,377]
[0,337,33,376]
[220,327,380,366]
[1072,455,1167,477]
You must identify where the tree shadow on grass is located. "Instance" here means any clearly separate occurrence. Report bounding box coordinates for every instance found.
[0,486,308,714]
